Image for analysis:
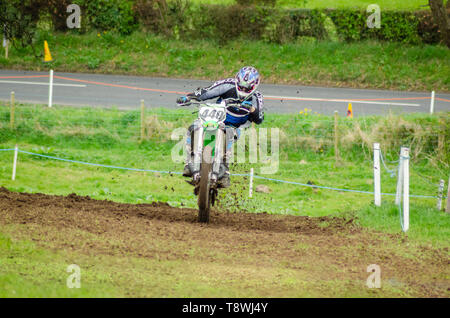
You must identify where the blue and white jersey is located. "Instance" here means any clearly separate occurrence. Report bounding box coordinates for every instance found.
[188,78,264,128]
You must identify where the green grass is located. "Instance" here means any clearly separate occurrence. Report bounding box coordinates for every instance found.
[0,232,119,297]
[0,101,448,297]
[0,101,448,246]
[1,31,449,92]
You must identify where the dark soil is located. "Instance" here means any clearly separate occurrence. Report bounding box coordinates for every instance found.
[0,187,448,297]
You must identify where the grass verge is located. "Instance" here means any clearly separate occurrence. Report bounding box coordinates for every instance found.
[1,31,449,92]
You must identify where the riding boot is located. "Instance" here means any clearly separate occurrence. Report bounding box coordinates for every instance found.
[183,130,193,177]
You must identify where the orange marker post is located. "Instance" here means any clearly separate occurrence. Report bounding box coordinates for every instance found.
[347,103,353,118]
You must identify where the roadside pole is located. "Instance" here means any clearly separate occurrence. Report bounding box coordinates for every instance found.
[48,69,54,108]
[395,147,405,205]
[334,111,339,162]
[430,91,435,114]
[10,91,15,129]
[140,99,145,141]
[373,143,381,206]
[402,148,410,232]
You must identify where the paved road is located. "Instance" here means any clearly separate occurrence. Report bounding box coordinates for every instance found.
[1,69,449,116]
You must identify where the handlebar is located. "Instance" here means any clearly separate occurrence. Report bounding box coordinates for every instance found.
[178,98,252,114]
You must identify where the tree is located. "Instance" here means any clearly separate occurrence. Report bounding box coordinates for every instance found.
[428,0,450,47]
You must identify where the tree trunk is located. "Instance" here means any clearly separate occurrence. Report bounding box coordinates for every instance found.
[429,0,450,47]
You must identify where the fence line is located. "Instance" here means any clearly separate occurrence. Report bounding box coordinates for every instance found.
[0,147,443,199]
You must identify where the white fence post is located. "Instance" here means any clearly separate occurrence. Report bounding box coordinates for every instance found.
[12,144,18,180]
[395,147,405,205]
[437,179,444,211]
[249,167,254,198]
[430,91,435,114]
[446,175,450,214]
[373,143,381,206]
[48,69,54,108]
[402,148,410,232]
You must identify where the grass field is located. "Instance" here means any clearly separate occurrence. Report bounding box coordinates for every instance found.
[1,31,449,92]
[0,101,448,243]
[0,101,448,297]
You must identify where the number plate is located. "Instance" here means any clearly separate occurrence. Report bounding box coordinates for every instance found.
[199,105,226,124]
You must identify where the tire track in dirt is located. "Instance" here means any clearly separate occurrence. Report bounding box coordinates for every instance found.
[0,187,448,297]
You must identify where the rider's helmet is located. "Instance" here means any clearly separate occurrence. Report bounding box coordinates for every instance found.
[235,66,260,101]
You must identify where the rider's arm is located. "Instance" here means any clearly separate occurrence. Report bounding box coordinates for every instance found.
[187,78,236,101]
[248,91,264,125]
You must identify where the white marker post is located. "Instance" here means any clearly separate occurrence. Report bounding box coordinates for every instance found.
[12,144,18,180]
[437,179,444,211]
[395,147,405,205]
[48,69,54,108]
[446,176,450,214]
[430,91,435,114]
[373,143,381,206]
[402,148,410,232]
[249,167,254,198]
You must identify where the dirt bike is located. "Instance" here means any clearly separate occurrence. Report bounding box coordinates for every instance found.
[179,99,251,223]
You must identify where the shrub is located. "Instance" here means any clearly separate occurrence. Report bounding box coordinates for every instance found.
[77,0,138,35]
[415,10,441,44]
[326,9,423,44]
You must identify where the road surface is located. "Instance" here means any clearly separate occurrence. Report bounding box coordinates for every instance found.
[1,69,449,116]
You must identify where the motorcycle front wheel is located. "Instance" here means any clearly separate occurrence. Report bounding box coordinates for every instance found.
[198,145,213,223]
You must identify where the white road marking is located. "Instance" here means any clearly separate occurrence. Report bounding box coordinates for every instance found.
[0,80,86,87]
[265,95,421,107]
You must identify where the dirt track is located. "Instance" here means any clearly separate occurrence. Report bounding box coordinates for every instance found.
[0,187,448,297]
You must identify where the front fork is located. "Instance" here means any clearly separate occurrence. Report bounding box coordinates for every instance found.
[192,124,225,185]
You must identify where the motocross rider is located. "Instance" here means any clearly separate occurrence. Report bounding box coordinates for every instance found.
[176,66,264,188]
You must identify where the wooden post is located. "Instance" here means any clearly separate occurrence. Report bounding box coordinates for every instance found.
[140,99,145,141]
[4,39,8,59]
[446,175,450,214]
[334,111,339,162]
[10,91,15,129]
[373,143,381,206]
[402,148,409,232]
[437,117,444,160]
[437,179,444,211]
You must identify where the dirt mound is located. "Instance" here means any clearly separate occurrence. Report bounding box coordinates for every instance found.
[0,187,448,297]
[0,187,358,235]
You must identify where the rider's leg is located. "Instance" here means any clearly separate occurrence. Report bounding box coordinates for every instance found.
[183,124,195,177]
[218,127,240,188]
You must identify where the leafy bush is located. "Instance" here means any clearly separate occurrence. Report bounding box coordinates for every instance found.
[133,3,434,45]
[8,0,442,46]
[326,9,423,44]
[415,10,441,44]
[77,0,139,35]
[0,0,44,52]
